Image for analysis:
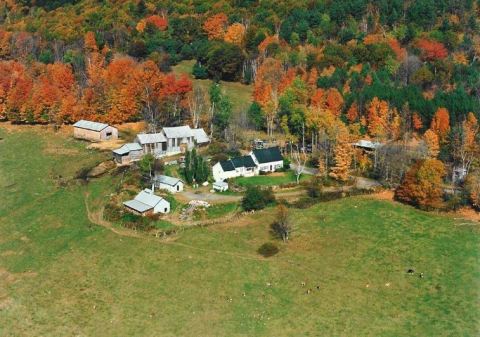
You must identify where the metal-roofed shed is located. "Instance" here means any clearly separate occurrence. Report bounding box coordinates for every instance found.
[153,175,184,193]
[73,120,118,142]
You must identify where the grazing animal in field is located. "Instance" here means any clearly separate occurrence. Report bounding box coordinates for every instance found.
[407,269,415,274]
[301,281,306,287]
[419,272,424,278]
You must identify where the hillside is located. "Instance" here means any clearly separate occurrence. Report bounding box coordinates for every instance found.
[0,125,479,336]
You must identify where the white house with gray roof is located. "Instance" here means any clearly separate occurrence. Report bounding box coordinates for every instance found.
[123,188,170,215]
[73,120,118,141]
[134,126,209,158]
[161,126,195,154]
[153,175,184,193]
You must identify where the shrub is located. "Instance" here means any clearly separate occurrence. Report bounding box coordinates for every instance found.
[257,242,279,257]
[306,176,323,198]
[242,186,276,211]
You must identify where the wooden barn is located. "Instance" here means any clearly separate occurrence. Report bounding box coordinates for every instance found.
[73,120,118,142]
[112,143,143,165]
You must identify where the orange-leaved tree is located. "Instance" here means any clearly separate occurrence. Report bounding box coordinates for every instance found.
[224,23,245,46]
[417,38,448,61]
[203,13,228,40]
[395,159,446,209]
[423,129,440,158]
[430,107,450,142]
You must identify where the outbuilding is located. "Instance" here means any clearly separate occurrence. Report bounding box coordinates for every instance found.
[153,175,184,193]
[73,120,118,142]
[123,188,170,216]
[213,181,229,192]
[112,143,143,165]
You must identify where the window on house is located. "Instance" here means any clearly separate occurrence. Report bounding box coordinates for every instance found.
[164,208,168,213]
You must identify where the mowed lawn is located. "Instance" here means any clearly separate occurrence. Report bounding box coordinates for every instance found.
[172,60,253,116]
[234,171,310,187]
[0,126,479,336]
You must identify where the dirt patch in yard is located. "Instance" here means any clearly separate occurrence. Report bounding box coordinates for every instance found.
[87,139,126,151]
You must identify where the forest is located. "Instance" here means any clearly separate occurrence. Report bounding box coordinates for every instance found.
[0,0,479,209]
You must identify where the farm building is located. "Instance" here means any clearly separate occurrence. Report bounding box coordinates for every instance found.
[212,155,257,182]
[123,188,170,216]
[136,133,168,157]
[213,181,228,192]
[112,143,143,165]
[133,126,209,158]
[353,140,382,151]
[251,147,284,173]
[153,175,184,193]
[73,120,118,141]
[192,128,210,145]
[161,126,195,154]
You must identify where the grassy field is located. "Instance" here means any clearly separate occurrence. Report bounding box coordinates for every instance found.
[172,60,253,116]
[1,125,479,336]
[233,171,310,187]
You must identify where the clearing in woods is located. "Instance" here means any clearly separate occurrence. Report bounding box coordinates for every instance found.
[0,125,479,336]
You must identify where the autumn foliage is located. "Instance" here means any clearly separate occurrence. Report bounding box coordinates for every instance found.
[203,13,228,40]
[417,38,448,61]
[224,23,246,46]
[0,53,192,124]
[430,107,450,142]
[395,159,446,209]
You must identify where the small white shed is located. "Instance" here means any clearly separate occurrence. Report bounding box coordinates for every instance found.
[123,188,170,215]
[153,175,184,193]
[213,181,229,192]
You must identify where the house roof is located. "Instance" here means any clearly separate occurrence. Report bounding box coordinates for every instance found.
[136,133,166,144]
[135,189,164,207]
[123,199,153,213]
[154,175,182,186]
[73,120,110,132]
[353,140,382,149]
[252,147,283,164]
[219,155,256,172]
[112,143,142,155]
[162,126,193,139]
[219,160,235,172]
[192,128,210,144]
[231,155,256,168]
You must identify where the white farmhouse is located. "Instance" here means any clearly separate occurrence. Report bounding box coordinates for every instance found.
[250,147,284,173]
[123,188,170,216]
[212,155,257,182]
[153,175,184,193]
